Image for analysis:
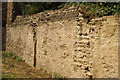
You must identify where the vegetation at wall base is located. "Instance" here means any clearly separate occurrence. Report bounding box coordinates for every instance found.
[2,52,51,78]
[52,73,64,79]
[2,53,23,62]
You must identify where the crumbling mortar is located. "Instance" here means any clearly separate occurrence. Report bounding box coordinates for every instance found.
[72,13,94,78]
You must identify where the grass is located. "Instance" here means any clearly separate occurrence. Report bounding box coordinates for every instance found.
[52,73,64,79]
[2,52,66,79]
[2,53,23,62]
[2,52,51,78]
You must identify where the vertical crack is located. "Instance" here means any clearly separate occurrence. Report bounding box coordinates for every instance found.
[32,23,37,67]
[33,32,37,67]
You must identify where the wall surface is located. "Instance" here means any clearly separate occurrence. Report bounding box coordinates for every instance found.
[5,6,119,78]
[6,25,34,66]
[91,16,119,78]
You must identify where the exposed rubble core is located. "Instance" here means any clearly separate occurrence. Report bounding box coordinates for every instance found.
[6,6,119,78]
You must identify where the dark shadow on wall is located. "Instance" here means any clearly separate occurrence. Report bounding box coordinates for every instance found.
[2,2,7,51]
[2,2,7,27]
[2,2,22,51]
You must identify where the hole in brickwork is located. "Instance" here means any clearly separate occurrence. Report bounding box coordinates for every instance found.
[84,66,90,71]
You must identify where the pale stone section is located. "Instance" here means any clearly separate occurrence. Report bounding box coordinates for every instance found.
[91,16,118,78]
[6,25,34,66]
[36,20,76,77]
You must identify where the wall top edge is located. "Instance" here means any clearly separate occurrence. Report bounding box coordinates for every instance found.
[11,6,83,26]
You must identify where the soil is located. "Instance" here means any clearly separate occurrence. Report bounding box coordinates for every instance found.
[2,52,51,78]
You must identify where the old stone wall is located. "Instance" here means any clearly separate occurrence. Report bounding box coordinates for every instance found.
[6,6,119,78]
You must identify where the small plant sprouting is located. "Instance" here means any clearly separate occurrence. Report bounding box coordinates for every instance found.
[52,73,64,79]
